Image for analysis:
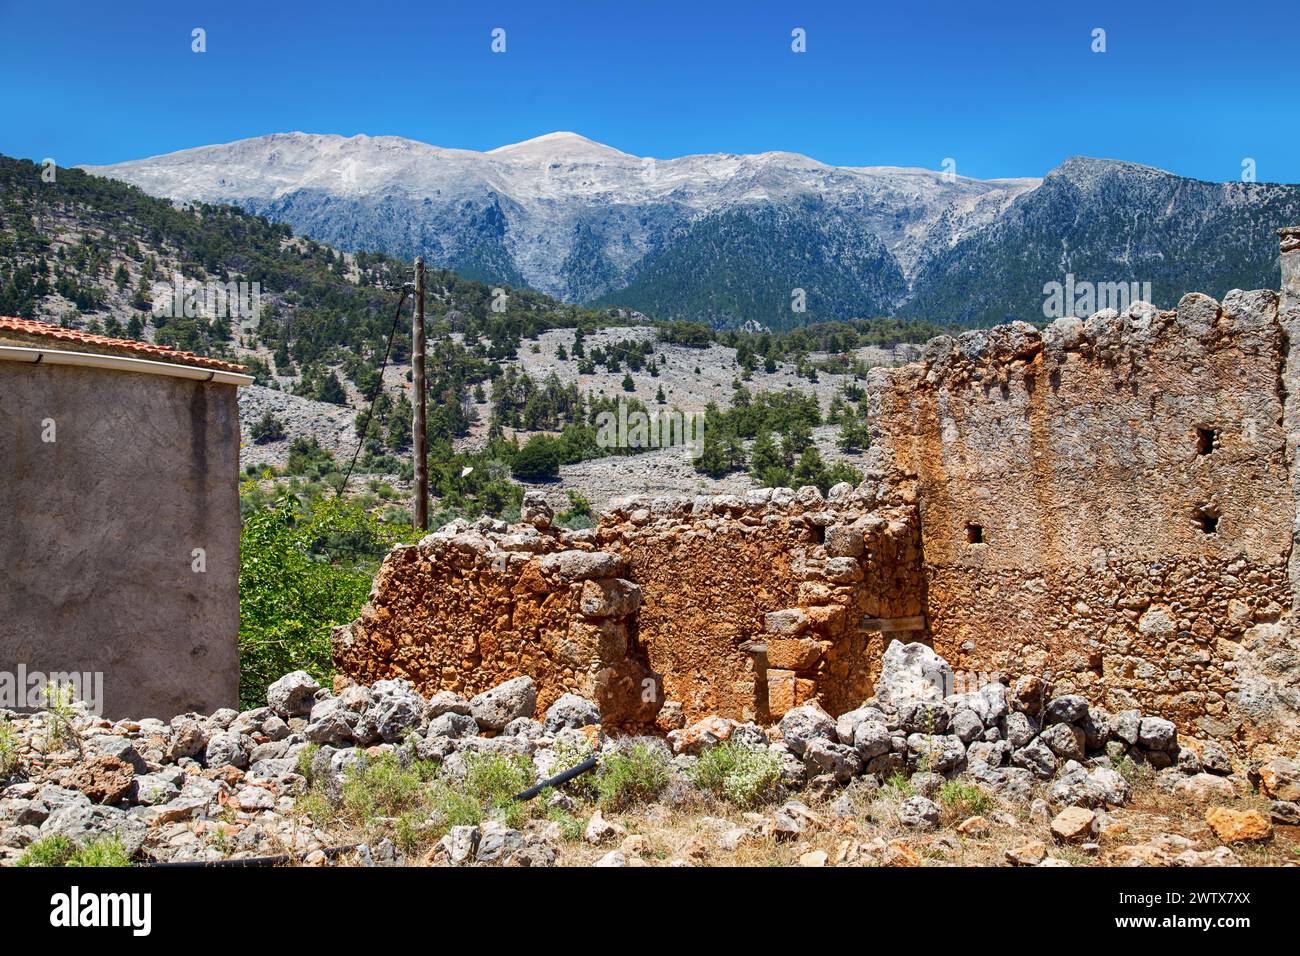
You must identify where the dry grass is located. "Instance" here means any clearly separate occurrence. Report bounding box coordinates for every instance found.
[278,753,1300,867]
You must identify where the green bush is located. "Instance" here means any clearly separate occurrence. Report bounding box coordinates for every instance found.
[511,434,563,481]
[16,835,74,867]
[884,772,914,797]
[17,835,130,868]
[339,753,437,821]
[938,779,993,816]
[68,836,132,867]
[0,718,18,777]
[546,734,599,801]
[689,742,783,808]
[238,495,408,708]
[430,752,535,830]
[596,743,672,810]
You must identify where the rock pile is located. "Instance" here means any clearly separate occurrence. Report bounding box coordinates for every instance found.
[1,640,1295,867]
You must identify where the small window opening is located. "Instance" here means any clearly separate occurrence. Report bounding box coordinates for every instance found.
[1195,505,1219,534]
[966,523,984,544]
[1196,427,1217,455]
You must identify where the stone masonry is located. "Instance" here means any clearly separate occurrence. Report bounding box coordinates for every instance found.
[337,232,1300,758]
[334,487,926,731]
[868,231,1300,756]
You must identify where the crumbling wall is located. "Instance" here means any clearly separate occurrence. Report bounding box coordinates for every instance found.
[335,489,927,729]
[594,490,925,725]
[869,290,1300,753]
[332,524,659,731]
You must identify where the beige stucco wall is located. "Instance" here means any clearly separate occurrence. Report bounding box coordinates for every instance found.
[0,360,241,719]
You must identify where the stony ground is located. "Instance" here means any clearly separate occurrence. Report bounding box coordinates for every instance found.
[2,643,1296,868]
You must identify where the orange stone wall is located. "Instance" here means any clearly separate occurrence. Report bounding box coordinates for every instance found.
[869,292,1300,753]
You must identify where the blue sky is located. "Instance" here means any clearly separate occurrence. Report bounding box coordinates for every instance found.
[1,0,1296,182]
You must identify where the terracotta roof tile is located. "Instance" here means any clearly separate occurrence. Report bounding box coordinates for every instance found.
[0,316,248,374]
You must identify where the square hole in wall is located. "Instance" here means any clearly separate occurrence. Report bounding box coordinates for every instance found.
[1196,427,1217,455]
[966,523,984,544]
[1195,505,1220,534]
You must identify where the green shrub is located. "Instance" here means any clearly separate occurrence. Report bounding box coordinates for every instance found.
[545,806,585,841]
[339,752,437,824]
[16,835,75,867]
[511,434,563,481]
[16,834,130,867]
[238,495,408,708]
[938,779,993,816]
[883,772,914,797]
[295,743,320,784]
[67,836,132,867]
[689,742,783,808]
[596,743,671,810]
[546,734,599,801]
[430,752,535,830]
[0,719,18,777]
[251,410,287,444]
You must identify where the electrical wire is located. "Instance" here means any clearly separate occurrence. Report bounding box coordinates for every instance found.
[337,282,413,495]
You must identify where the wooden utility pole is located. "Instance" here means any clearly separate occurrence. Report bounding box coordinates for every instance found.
[412,257,428,531]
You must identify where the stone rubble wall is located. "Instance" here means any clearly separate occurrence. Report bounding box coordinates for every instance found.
[868,289,1300,755]
[334,487,927,730]
[338,239,1300,759]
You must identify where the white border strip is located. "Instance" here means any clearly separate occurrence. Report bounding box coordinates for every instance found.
[0,344,254,386]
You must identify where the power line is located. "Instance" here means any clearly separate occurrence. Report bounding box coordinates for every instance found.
[337,281,413,495]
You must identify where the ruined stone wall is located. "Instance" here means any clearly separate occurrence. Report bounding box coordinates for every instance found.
[594,490,925,725]
[868,291,1300,754]
[334,489,927,729]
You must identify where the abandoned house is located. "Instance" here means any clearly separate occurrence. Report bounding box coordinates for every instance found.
[336,228,1300,758]
[0,317,251,719]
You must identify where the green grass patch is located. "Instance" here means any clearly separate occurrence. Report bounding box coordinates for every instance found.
[883,772,914,797]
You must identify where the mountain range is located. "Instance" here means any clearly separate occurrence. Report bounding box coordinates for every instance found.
[83,132,1300,329]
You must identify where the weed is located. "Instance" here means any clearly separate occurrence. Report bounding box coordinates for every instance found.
[883,772,914,797]
[339,752,437,824]
[938,779,993,817]
[16,835,75,867]
[430,752,535,831]
[0,719,19,777]
[689,742,783,808]
[596,743,671,810]
[295,743,320,784]
[67,836,132,867]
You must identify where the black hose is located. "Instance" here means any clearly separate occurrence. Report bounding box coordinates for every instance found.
[512,754,599,802]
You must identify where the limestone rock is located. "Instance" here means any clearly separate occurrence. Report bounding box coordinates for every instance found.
[469,676,538,731]
[266,670,322,717]
[779,705,837,757]
[1204,807,1272,843]
[1050,806,1096,843]
[543,693,601,733]
[875,640,953,706]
